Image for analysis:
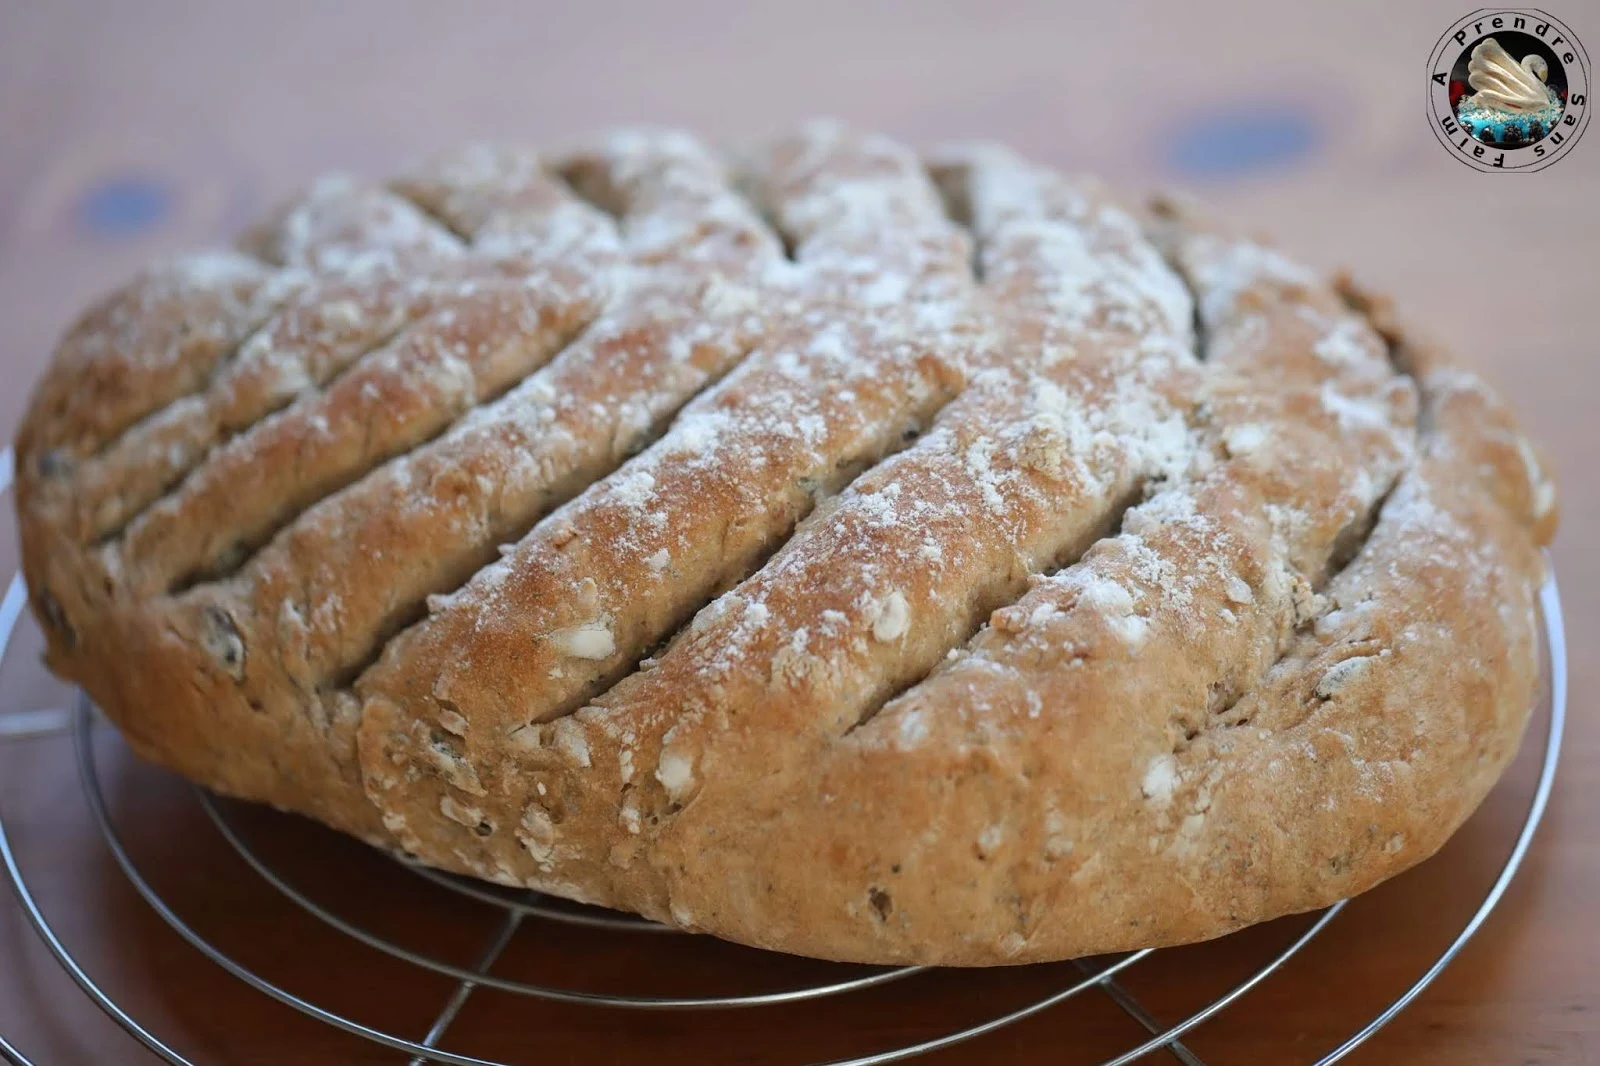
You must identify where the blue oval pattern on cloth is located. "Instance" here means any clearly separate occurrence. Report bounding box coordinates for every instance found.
[1167,107,1320,179]
[76,175,173,237]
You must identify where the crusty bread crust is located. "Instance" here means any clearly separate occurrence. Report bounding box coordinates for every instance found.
[13,124,1556,964]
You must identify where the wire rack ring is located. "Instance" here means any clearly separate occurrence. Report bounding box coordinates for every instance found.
[0,445,1570,1066]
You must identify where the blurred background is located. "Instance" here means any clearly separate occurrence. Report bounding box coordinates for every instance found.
[0,1,1595,1063]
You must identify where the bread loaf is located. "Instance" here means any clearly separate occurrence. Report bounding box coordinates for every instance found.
[13,123,1557,964]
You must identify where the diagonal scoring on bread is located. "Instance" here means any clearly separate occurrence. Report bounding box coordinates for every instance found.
[361,149,1214,910]
[359,147,1215,895]
[724,201,1428,961]
[11,124,1559,965]
[230,132,783,681]
[17,254,288,466]
[131,272,608,594]
[17,256,302,545]
[1338,279,1559,545]
[19,131,788,837]
[113,166,619,595]
[20,177,461,475]
[221,133,783,695]
[355,123,988,860]
[557,200,1534,965]
[186,132,784,834]
[63,187,471,545]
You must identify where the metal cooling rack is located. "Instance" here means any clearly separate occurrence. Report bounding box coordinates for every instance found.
[0,443,1570,1065]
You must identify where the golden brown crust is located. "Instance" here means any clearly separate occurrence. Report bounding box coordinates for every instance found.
[12,124,1557,964]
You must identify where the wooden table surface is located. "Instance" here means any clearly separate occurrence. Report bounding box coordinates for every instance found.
[1,2,1596,1063]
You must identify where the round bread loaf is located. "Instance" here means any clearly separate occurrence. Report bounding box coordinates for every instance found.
[12,123,1557,965]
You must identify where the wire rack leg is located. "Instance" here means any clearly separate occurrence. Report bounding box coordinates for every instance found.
[0,709,72,741]
[0,714,194,1064]
[1070,960,1205,1066]
[0,1031,36,1066]
[409,912,523,1066]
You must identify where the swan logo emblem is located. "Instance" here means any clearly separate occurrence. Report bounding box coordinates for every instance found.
[1428,10,1589,171]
